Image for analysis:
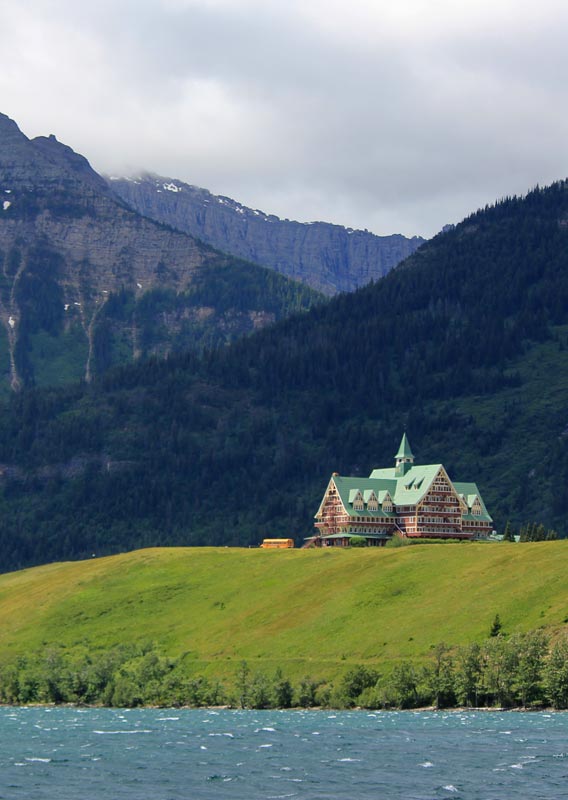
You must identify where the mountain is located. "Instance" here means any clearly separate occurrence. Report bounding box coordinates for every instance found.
[2,180,568,571]
[0,113,320,391]
[108,173,425,295]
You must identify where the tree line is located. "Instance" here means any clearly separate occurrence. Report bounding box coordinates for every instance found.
[1,629,567,710]
[502,521,559,541]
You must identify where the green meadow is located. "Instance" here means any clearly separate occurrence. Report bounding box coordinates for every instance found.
[1,543,566,681]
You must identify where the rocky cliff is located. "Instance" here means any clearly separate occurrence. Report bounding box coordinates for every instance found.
[0,114,319,390]
[108,174,426,295]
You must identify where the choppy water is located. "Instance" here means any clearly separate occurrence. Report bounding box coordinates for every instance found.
[0,707,566,799]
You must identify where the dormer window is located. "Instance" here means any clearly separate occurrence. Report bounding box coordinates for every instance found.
[364,490,378,511]
[350,489,364,511]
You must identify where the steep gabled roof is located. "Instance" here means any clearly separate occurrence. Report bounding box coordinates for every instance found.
[368,464,442,505]
[331,476,397,518]
[316,446,492,526]
[454,481,492,522]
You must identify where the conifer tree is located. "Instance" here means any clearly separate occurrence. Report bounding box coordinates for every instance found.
[502,521,515,542]
[489,614,503,637]
[535,523,547,541]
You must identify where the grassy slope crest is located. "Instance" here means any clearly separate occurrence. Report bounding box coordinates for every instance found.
[0,543,566,679]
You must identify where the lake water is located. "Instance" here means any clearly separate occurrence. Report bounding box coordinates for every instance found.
[0,707,566,799]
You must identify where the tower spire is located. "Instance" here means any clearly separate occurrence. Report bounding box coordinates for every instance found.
[394,433,414,476]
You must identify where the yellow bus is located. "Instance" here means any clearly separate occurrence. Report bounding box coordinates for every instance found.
[260,538,295,549]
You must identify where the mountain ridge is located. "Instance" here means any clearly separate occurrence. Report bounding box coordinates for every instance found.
[0,113,320,390]
[108,172,425,294]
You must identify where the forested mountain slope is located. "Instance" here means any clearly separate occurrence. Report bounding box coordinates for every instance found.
[0,113,320,391]
[1,181,568,569]
[109,173,425,295]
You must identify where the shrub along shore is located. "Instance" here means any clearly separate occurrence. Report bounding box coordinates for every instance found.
[1,629,567,710]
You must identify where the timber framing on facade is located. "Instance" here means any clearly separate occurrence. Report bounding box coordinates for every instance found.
[312,434,493,547]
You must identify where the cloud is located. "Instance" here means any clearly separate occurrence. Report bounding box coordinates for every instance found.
[1,1,567,236]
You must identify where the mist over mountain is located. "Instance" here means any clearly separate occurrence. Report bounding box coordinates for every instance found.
[0,113,320,391]
[108,173,425,295]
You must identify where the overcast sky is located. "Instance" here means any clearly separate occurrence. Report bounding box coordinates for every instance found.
[1,0,567,237]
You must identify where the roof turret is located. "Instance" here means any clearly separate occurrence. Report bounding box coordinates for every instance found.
[395,433,414,461]
[394,433,414,476]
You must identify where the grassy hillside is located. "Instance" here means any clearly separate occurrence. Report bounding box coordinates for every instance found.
[1,543,566,680]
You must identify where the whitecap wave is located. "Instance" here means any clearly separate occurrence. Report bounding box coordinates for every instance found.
[92,730,152,735]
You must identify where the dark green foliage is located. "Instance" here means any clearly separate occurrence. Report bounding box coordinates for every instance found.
[249,672,272,709]
[514,630,549,707]
[481,635,518,707]
[518,522,559,541]
[502,521,515,542]
[185,259,319,316]
[2,183,568,567]
[334,665,380,707]
[454,642,483,707]
[236,660,250,708]
[89,264,321,375]
[543,638,568,708]
[11,242,65,384]
[296,677,320,708]
[0,629,566,709]
[387,537,467,548]
[1,236,322,389]
[490,614,503,637]
[377,662,423,709]
[14,244,64,336]
[271,669,294,708]
[423,643,455,708]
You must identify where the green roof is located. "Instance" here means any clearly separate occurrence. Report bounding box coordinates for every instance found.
[322,467,492,524]
[368,464,442,505]
[454,481,492,522]
[395,433,414,461]
[330,476,398,518]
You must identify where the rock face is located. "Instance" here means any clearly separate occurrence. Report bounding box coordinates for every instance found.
[108,174,426,295]
[0,114,319,390]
